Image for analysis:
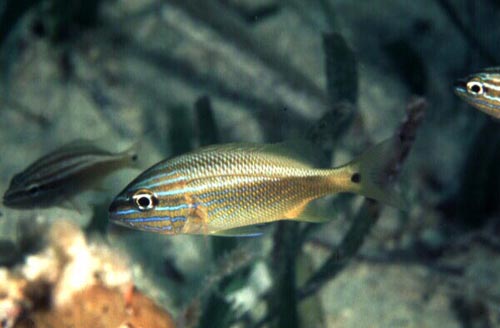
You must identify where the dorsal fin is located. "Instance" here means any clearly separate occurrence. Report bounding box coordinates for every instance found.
[188,141,320,168]
[54,139,110,154]
[261,139,321,166]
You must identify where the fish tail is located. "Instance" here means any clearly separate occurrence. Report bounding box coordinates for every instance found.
[337,138,405,209]
[121,130,158,169]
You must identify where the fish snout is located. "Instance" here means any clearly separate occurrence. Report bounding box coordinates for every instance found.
[108,200,119,217]
[453,78,468,95]
[108,197,130,222]
[2,188,19,208]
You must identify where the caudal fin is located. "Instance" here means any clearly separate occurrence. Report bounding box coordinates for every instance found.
[342,137,406,209]
[120,140,147,170]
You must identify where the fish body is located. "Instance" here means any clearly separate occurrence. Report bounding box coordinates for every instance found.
[109,141,399,236]
[454,68,500,119]
[3,141,138,209]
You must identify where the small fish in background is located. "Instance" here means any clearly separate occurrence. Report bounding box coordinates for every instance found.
[109,138,403,237]
[3,140,140,209]
[454,68,500,119]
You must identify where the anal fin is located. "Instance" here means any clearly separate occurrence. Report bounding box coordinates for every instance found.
[287,200,333,223]
[210,226,264,237]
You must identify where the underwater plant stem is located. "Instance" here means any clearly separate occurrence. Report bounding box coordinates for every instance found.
[179,247,257,327]
[195,95,219,147]
[316,0,338,32]
[434,0,496,65]
[269,222,300,328]
[299,200,380,299]
[322,33,359,106]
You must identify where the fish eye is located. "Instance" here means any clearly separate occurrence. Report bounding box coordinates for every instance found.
[27,184,41,195]
[467,81,484,95]
[131,189,158,211]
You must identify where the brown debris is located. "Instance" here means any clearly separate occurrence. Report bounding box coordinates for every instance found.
[0,219,175,328]
[16,284,175,328]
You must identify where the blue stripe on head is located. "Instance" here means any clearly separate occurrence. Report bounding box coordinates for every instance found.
[114,209,140,216]
[156,203,191,211]
[112,203,191,218]
[123,215,187,223]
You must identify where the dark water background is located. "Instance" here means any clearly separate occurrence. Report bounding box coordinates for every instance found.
[0,0,499,327]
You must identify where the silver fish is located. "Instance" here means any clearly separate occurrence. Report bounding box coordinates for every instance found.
[3,140,139,209]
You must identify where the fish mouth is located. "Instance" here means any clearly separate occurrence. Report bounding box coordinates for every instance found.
[2,196,24,209]
[108,197,128,222]
[108,212,129,228]
[453,78,467,94]
[2,185,31,208]
[108,195,140,228]
[108,200,119,217]
[2,190,17,208]
[108,216,130,228]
